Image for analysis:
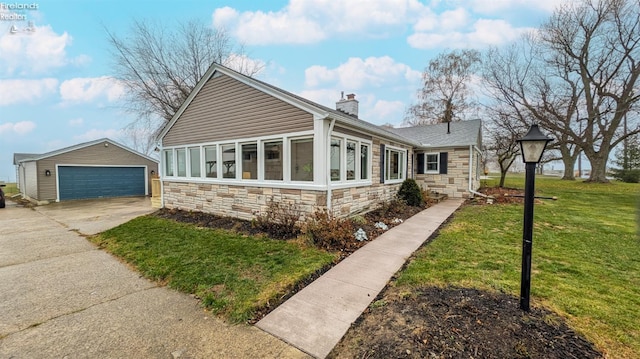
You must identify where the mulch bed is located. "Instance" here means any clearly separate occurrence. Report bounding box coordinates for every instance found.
[329,286,603,359]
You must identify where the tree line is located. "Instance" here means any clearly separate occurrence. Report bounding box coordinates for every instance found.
[404,0,639,184]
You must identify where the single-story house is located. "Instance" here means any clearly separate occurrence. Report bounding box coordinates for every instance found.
[14,138,158,204]
[158,64,482,220]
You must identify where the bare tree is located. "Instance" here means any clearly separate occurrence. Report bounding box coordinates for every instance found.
[404,49,481,126]
[484,107,529,187]
[538,0,640,182]
[107,19,264,153]
[483,37,583,180]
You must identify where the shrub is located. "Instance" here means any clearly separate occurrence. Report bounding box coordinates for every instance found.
[253,198,301,239]
[377,199,408,219]
[397,178,424,207]
[303,210,355,251]
[611,168,640,183]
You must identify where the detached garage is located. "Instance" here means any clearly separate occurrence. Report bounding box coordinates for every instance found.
[14,138,158,203]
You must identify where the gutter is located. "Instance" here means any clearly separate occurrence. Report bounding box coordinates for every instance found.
[326,118,336,211]
[468,144,490,198]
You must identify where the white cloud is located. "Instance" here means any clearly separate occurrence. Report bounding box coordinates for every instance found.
[59,77,125,104]
[408,18,532,49]
[466,0,558,13]
[298,88,342,108]
[439,8,470,31]
[0,78,58,106]
[0,24,80,75]
[68,118,84,127]
[213,0,426,45]
[305,56,421,90]
[356,98,406,126]
[73,128,123,142]
[0,121,36,135]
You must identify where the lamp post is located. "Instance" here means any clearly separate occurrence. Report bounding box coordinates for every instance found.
[517,124,552,312]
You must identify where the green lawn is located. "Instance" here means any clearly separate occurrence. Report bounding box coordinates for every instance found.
[397,175,640,358]
[1,182,18,196]
[93,216,336,323]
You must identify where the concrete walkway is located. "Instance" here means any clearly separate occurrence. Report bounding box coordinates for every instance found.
[256,198,465,358]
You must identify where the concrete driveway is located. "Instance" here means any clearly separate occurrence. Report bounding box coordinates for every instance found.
[0,197,308,358]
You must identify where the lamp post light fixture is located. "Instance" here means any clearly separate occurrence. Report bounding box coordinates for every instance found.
[517,124,552,312]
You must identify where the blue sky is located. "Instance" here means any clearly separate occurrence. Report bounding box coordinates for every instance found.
[0,0,557,182]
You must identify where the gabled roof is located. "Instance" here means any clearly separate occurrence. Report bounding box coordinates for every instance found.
[157,63,421,147]
[13,138,158,164]
[13,153,40,165]
[388,119,482,149]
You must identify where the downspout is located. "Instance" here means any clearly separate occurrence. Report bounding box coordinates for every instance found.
[158,144,165,208]
[468,144,489,198]
[326,118,336,212]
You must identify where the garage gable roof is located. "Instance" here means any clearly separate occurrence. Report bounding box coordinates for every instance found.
[13,138,158,164]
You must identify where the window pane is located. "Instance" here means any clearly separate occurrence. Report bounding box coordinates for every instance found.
[426,154,439,172]
[221,144,236,179]
[264,141,283,180]
[360,144,369,180]
[163,150,174,176]
[390,150,399,180]
[189,147,201,177]
[347,141,356,180]
[241,143,258,180]
[330,138,341,181]
[176,148,186,177]
[291,138,313,181]
[204,146,217,178]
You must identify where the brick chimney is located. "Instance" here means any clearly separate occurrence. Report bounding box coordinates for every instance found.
[336,92,358,118]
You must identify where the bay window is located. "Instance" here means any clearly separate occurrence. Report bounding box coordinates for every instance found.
[221,144,236,179]
[264,141,283,180]
[330,138,341,181]
[189,147,201,177]
[163,150,174,177]
[241,143,258,179]
[291,138,313,181]
[346,141,356,180]
[176,148,186,177]
[204,145,217,178]
[360,144,369,180]
[385,147,406,182]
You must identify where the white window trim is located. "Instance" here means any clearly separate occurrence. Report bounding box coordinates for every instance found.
[188,146,202,178]
[263,139,284,182]
[161,130,374,189]
[329,133,372,185]
[425,152,440,174]
[384,145,407,184]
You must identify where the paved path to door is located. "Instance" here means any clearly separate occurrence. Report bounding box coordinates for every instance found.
[0,198,308,358]
[257,198,465,358]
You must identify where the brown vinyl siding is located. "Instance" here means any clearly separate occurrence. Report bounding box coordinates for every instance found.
[163,74,314,146]
[35,143,158,201]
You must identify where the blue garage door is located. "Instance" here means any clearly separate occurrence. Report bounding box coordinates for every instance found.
[58,166,145,200]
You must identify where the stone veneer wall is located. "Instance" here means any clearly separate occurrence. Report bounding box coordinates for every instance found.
[415,146,477,198]
[163,182,326,221]
[329,184,401,217]
[163,180,404,220]
[163,136,414,220]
